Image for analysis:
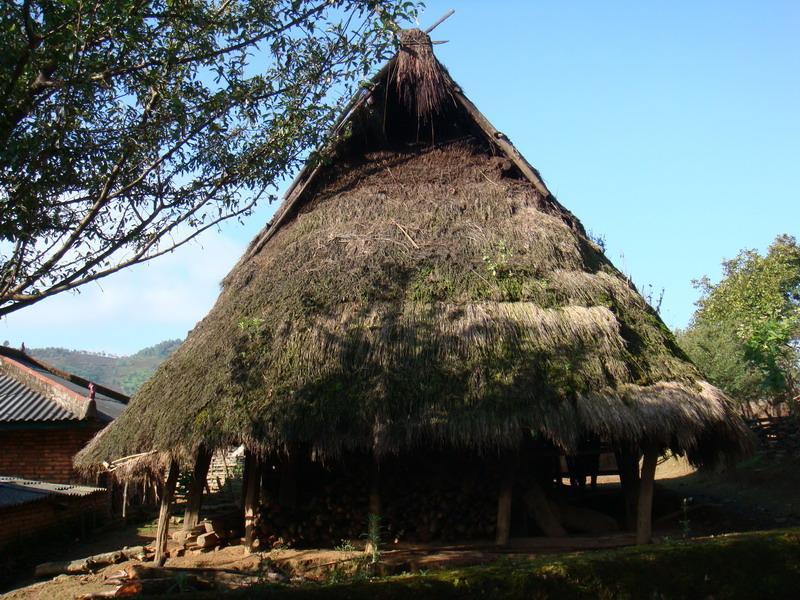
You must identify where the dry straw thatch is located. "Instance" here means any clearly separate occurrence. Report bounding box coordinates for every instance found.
[76,29,751,475]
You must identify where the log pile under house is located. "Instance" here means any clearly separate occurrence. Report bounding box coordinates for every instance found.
[75,28,752,563]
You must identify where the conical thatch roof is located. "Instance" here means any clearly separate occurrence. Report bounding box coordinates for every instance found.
[77,30,751,472]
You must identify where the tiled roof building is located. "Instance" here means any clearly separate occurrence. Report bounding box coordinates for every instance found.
[0,347,128,484]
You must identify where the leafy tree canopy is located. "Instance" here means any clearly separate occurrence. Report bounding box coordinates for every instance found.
[678,235,800,405]
[0,0,419,317]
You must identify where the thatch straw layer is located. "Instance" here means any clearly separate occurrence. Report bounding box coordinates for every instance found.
[76,139,750,472]
[394,29,454,120]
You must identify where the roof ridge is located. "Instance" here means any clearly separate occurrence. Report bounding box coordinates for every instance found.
[240,34,584,265]
[0,345,128,404]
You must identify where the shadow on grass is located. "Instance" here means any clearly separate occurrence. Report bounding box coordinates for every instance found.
[143,528,800,599]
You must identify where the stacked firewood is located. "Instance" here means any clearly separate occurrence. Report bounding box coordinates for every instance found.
[382,480,496,543]
[257,489,369,548]
[171,519,238,552]
[255,454,501,547]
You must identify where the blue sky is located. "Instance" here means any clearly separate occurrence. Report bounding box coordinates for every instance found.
[2,0,798,355]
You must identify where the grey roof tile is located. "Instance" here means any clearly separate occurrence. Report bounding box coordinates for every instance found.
[0,476,105,508]
[0,373,78,422]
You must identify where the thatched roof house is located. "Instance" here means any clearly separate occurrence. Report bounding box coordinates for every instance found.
[77,29,751,555]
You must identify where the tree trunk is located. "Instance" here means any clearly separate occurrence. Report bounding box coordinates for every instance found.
[495,452,518,546]
[183,446,213,532]
[155,460,180,566]
[243,449,261,553]
[636,446,659,545]
[615,449,640,531]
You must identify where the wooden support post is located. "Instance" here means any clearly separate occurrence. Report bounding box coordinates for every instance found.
[260,460,271,502]
[122,481,129,521]
[615,449,640,531]
[278,451,297,510]
[183,446,213,532]
[240,450,250,510]
[522,477,566,538]
[636,446,659,545]
[495,452,519,546]
[155,459,180,566]
[366,455,381,557]
[243,449,261,553]
[368,457,381,518]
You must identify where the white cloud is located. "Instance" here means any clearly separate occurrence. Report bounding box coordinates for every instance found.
[1,231,245,355]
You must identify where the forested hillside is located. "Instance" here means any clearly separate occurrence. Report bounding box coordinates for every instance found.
[30,339,182,395]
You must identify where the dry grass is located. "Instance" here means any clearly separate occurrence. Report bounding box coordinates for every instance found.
[393,29,454,120]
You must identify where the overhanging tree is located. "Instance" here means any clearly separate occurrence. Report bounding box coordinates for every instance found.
[0,0,419,317]
[678,235,800,406]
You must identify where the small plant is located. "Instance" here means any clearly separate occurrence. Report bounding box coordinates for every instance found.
[679,497,693,538]
[238,316,265,339]
[326,564,349,585]
[483,241,514,279]
[365,513,381,565]
[168,572,197,594]
[335,539,357,552]
[587,229,607,252]
[270,537,289,551]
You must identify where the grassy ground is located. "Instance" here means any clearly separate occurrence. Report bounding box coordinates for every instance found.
[147,528,800,599]
[660,454,800,527]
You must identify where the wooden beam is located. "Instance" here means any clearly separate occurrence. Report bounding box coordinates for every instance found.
[425,8,455,33]
[636,446,659,545]
[183,446,213,532]
[615,449,641,531]
[495,452,519,546]
[154,459,180,566]
[243,449,261,553]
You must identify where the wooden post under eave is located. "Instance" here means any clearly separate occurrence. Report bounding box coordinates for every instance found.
[495,452,519,546]
[122,481,129,521]
[155,459,180,566]
[615,449,641,531]
[365,455,381,557]
[183,446,213,532]
[260,460,271,501]
[368,456,381,517]
[522,478,566,538]
[636,446,659,545]
[278,451,297,509]
[243,449,261,553]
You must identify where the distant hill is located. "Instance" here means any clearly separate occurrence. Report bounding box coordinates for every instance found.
[30,339,182,395]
